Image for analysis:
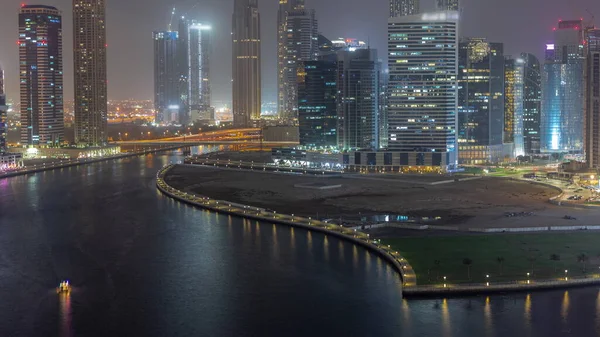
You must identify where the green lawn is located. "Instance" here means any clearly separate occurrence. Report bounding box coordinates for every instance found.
[384,232,600,285]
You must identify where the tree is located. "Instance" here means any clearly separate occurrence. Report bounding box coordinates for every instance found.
[550,254,561,273]
[434,260,441,281]
[577,253,589,273]
[463,258,473,280]
[496,256,505,275]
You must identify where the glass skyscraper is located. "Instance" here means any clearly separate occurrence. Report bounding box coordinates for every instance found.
[297,54,337,148]
[19,5,64,146]
[585,28,600,168]
[521,53,542,155]
[387,11,459,169]
[389,0,419,17]
[457,38,505,164]
[505,57,525,157]
[541,20,585,154]
[153,31,180,124]
[337,49,380,150]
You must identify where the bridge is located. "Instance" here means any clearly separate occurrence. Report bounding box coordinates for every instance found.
[115,128,298,148]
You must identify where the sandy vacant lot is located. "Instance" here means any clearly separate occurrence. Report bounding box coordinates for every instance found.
[165,165,600,229]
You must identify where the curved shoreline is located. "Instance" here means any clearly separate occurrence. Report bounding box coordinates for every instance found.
[155,164,417,289]
[0,145,184,180]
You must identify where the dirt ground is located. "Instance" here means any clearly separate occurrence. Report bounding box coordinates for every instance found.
[164,164,600,229]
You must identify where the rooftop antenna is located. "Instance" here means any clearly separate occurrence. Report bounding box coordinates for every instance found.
[168,7,176,31]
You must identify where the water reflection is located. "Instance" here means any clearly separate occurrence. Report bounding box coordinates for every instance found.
[561,291,570,322]
[58,293,72,337]
[484,296,493,334]
[441,298,452,337]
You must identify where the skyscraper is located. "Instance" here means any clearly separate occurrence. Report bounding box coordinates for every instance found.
[298,54,337,148]
[153,31,180,123]
[436,0,458,11]
[73,0,107,146]
[277,0,318,120]
[390,0,419,17]
[541,20,585,154]
[188,22,212,122]
[521,53,542,155]
[585,28,600,169]
[505,57,525,157]
[457,38,505,164]
[388,11,459,169]
[19,5,64,146]
[337,49,380,150]
[232,0,261,127]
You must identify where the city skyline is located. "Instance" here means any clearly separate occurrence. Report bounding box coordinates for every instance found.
[0,0,597,104]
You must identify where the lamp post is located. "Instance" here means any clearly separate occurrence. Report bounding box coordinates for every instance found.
[486,274,490,286]
[443,276,447,288]
[565,269,568,281]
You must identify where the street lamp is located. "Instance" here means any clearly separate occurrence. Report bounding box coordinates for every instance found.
[443,276,447,288]
[565,269,568,281]
[486,274,490,286]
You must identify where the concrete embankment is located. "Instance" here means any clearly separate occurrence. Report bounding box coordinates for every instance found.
[155,164,417,289]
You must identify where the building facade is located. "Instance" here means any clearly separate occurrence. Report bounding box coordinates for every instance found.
[153,31,180,123]
[457,38,505,164]
[387,11,459,169]
[586,28,600,169]
[521,53,542,155]
[541,20,585,154]
[337,49,379,150]
[436,0,459,11]
[19,5,64,147]
[0,90,6,153]
[277,0,318,120]
[73,0,108,146]
[232,0,261,127]
[505,57,525,157]
[188,22,212,123]
[298,55,338,148]
[390,0,419,17]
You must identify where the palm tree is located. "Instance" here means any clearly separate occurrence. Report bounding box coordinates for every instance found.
[496,256,505,275]
[578,253,589,273]
[434,260,441,281]
[550,254,561,273]
[463,258,473,280]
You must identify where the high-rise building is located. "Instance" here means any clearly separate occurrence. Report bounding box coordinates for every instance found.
[232,0,261,127]
[298,54,337,148]
[19,5,64,146]
[521,53,542,155]
[585,28,600,169]
[505,57,525,157]
[541,20,585,154]
[188,22,212,122]
[379,66,389,149]
[457,38,506,164]
[337,49,380,150]
[73,0,107,146]
[390,0,419,17]
[277,0,318,120]
[153,31,180,123]
[388,11,459,169]
[436,0,458,11]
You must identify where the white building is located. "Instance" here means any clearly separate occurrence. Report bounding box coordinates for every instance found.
[387,11,460,170]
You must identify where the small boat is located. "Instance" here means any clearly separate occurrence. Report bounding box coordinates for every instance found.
[56,280,71,294]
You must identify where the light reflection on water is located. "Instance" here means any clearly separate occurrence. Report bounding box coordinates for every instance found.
[58,293,72,337]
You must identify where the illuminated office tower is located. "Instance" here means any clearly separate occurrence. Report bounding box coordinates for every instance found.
[73,0,107,146]
[19,5,64,146]
[521,53,542,155]
[457,38,505,164]
[541,20,585,154]
[337,49,380,150]
[505,57,525,157]
[388,11,459,169]
[188,22,212,122]
[390,0,419,17]
[585,28,600,168]
[436,0,458,11]
[298,54,337,148]
[153,31,180,123]
[277,0,318,120]
[232,0,261,127]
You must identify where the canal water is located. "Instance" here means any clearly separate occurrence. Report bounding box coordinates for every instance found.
[0,152,597,336]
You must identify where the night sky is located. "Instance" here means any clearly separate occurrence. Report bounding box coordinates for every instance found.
[0,0,598,105]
